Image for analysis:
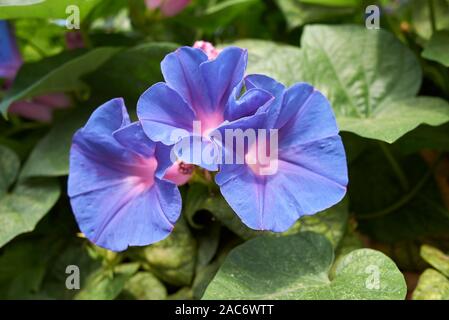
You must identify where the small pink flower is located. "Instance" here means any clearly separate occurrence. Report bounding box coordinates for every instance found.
[163,160,194,185]
[193,41,221,60]
[65,31,85,50]
[1,21,72,122]
[9,93,72,122]
[145,0,191,17]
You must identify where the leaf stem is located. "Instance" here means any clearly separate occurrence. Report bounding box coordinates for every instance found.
[378,141,409,191]
[429,0,437,33]
[358,155,442,220]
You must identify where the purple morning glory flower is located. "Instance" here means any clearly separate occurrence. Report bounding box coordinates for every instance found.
[215,75,348,232]
[68,98,182,252]
[137,46,273,172]
[0,20,22,79]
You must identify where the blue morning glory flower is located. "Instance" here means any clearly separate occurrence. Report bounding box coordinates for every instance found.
[0,20,22,79]
[68,44,348,251]
[68,98,182,252]
[136,46,273,172]
[215,75,348,232]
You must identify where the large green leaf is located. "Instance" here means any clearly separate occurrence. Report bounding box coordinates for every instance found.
[412,269,449,300]
[275,0,357,29]
[0,0,101,20]
[299,25,449,143]
[0,47,120,116]
[203,232,406,299]
[19,108,92,179]
[0,145,19,197]
[337,97,449,143]
[422,31,449,67]
[0,179,60,248]
[227,39,303,86]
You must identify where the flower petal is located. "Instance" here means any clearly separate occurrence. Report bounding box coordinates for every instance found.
[224,85,273,122]
[200,47,247,116]
[0,20,22,79]
[70,179,181,251]
[244,74,286,128]
[68,98,181,251]
[137,82,196,145]
[161,46,209,112]
[278,84,339,148]
[217,136,347,232]
[113,121,156,158]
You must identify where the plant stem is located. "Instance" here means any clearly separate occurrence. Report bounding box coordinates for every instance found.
[378,141,409,191]
[429,0,437,33]
[358,155,442,220]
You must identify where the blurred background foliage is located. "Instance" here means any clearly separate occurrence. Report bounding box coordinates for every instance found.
[0,0,449,300]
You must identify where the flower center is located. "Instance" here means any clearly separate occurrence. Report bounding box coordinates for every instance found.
[245,139,279,176]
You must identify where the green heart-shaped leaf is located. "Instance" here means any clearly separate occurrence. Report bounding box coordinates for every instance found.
[0,179,60,248]
[299,25,449,143]
[203,232,406,299]
[337,97,449,143]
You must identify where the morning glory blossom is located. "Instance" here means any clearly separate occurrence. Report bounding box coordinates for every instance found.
[68,98,182,251]
[137,46,273,173]
[0,20,22,79]
[215,75,348,232]
[0,20,72,122]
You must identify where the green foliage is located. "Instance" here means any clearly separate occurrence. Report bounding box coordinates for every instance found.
[1,0,449,301]
[413,245,449,299]
[0,179,60,247]
[203,232,406,299]
[227,39,303,86]
[129,218,197,286]
[422,31,449,67]
[0,0,102,20]
[0,47,120,116]
[274,0,360,29]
